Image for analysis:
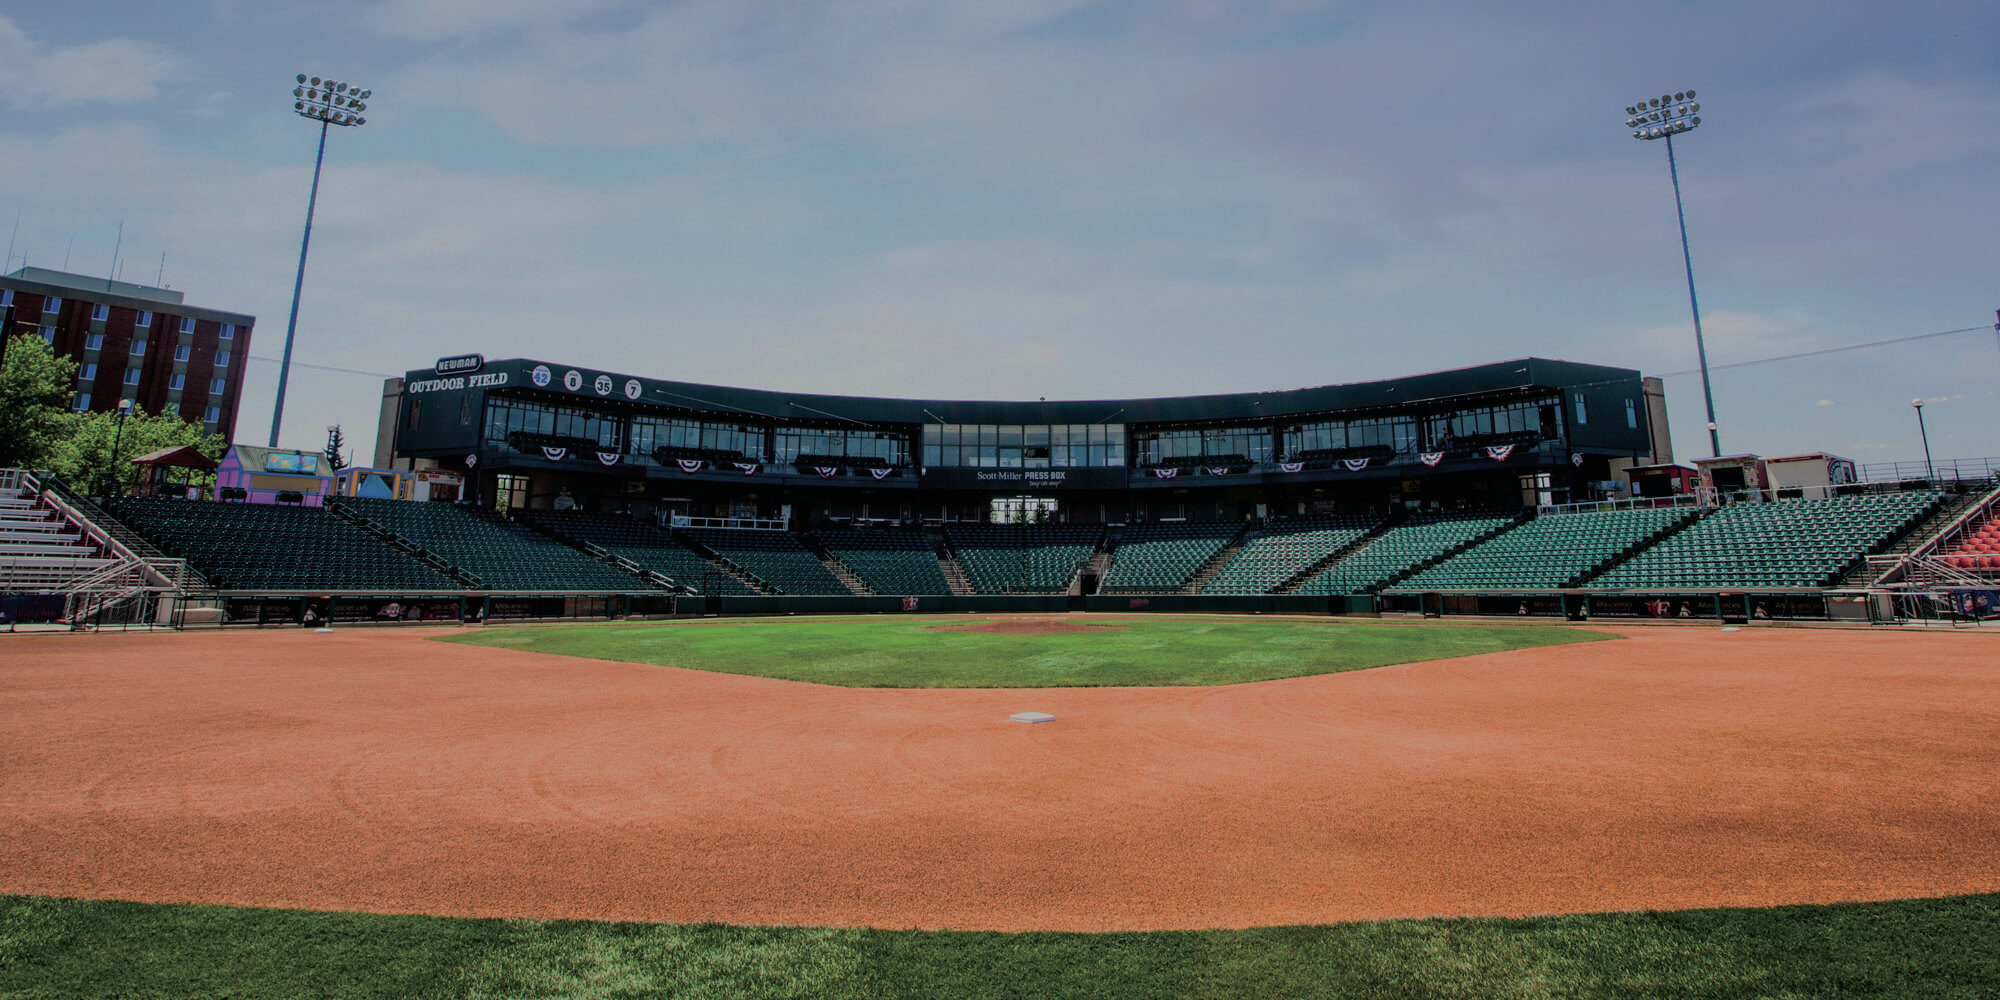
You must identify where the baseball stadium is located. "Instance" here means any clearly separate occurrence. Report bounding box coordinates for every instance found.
[3,350,1998,997]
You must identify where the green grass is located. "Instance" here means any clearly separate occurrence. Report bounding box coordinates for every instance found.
[3,893,1996,998]
[439,617,1605,688]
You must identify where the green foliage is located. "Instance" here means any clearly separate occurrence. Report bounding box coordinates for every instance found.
[47,407,228,496]
[444,617,1603,688]
[0,333,79,469]
[3,893,1997,998]
[324,424,348,473]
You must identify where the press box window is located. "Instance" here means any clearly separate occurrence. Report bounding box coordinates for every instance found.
[1625,399,1638,429]
[1573,393,1588,424]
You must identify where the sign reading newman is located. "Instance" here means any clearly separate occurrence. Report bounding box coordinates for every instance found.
[434,353,485,376]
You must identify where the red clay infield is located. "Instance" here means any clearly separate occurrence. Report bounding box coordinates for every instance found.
[2,619,1996,932]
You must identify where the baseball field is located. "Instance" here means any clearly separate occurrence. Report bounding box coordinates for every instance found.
[3,615,1997,997]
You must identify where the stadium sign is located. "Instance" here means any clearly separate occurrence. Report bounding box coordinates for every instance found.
[434,353,485,376]
[406,372,509,393]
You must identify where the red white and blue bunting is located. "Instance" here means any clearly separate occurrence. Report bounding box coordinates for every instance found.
[1419,452,1445,467]
[1207,466,1231,476]
[1486,444,1516,462]
[1279,461,1304,473]
[540,446,568,462]
[596,451,621,467]
[733,462,760,476]
[814,466,839,478]
[677,459,704,474]
[868,467,893,480]
[1152,468,1179,479]
[1343,457,1371,471]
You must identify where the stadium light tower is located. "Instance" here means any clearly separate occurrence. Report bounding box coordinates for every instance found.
[1624,89,1721,457]
[270,73,373,448]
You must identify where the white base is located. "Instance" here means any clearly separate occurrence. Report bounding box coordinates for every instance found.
[1010,711,1055,724]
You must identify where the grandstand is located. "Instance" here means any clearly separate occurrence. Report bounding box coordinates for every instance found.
[1295,513,1521,595]
[1587,491,1946,590]
[1391,506,1697,592]
[1202,515,1379,595]
[1100,521,1240,593]
[520,510,756,595]
[109,496,458,592]
[946,525,1103,594]
[814,526,953,596]
[677,527,852,596]
[329,496,643,592]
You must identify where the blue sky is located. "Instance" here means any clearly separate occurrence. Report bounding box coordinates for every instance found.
[2,1,1995,468]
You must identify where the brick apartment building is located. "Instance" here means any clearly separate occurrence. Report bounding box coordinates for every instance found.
[0,267,254,442]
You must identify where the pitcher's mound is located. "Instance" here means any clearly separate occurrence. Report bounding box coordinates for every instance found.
[925,618,1127,636]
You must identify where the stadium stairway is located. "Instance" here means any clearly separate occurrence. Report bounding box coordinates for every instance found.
[1265,518,1393,594]
[1289,511,1525,595]
[1831,484,1998,588]
[802,537,873,596]
[1183,529,1249,594]
[938,546,975,596]
[667,532,779,595]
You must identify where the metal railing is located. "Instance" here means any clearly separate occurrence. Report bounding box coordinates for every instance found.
[1860,457,2000,484]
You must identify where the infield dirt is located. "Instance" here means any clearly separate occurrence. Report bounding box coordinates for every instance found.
[2,619,1996,932]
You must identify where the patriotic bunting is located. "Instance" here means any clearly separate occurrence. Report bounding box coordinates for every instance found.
[1486,444,1516,462]
[1419,452,1445,467]
[1207,466,1231,477]
[540,446,568,462]
[677,459,704,474]
[596,451,621,467]
[733,462,760,475]
[868,467,893,480]
[1152,468,1179,479]
[814,466,839,478]
[1571,451,1585,467]
[1343,457,1371,471]
[1279,461,1304,473]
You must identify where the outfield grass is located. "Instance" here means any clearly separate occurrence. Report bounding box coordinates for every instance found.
[3,893,1995,999]
[440,617,1605,688]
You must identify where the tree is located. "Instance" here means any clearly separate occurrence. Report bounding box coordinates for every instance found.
[0,333,80,470]
[50,407,227,497]
[324,425,348,473]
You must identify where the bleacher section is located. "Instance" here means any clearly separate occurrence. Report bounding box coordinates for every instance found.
[1295,512,1519,595]
[331,497,643,592]
[1392,506,1696,591]
[1203,515,1378,595]
[1101,521,1240,593]
[679,528,850,595]
[946,525,1103,594]
[520,510,755,595]
[108,497,458,592]
[1588,492,1946,590]
[815,526,951,595]
[0,488,114,592]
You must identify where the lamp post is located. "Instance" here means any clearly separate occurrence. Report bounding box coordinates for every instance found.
[105,397,133,497]
[1624,89,1720,457]
[270,73,372,448]
[1912,398,1934,480]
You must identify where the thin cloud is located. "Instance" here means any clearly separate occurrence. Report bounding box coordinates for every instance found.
[0,16,179,108]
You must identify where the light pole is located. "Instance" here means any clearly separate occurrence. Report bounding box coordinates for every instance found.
[1912,398,1934,480]
[105,397,133,497]
[1624,89,1720,457]
[270,73,372,448]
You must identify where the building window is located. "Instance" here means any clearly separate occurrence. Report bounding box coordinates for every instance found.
[211,378,226,394]
[175,345,191,362]
[179,316,195,334]
[41,327,56,343]
[84,332,102,350]
[163,402,179,416]
[205,406,221,423]
[74,393,91,411]
[131,340,147,357]
[215,351,230,366]
[0,290,11,307]
[124,369,141,386]
[1573,393,1588,425]
[1625,398,1638,429]
[43,296,60,313]
[80,363,98,380]
[407,398,421,428]
[169,373,185,390]
[91,304,109,321]
[219,323,234,340]
[459,395,472,425]
[136,310,151,327]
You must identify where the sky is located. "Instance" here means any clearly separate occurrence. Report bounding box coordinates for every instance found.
[2,1,1995,470]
